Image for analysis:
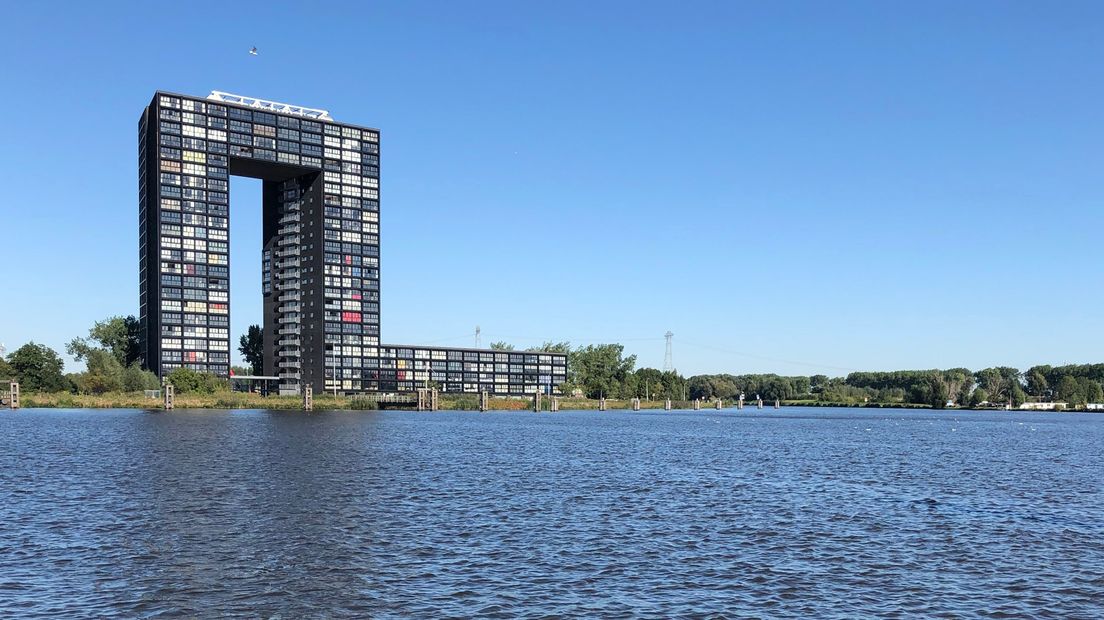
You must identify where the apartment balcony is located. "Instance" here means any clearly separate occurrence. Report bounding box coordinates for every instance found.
[278,225,301,236]
[275,247,300,258]
[275,259,300,270]
[278,303,301,313]
[279,372,301,381]
[279,280,301,290]
[278,337,302,348]
[276,270,300,280]
[277,359,302,369]
[278,292,301,303]
[278,213,301,225]
[277,235,300,246]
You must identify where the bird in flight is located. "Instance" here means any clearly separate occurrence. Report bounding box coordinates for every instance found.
[249,46,258,56]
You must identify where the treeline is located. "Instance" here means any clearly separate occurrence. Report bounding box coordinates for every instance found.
[494,341,689,400]
[4,327,1104,409]
[687,366,1104,408]
[1,316,162,395]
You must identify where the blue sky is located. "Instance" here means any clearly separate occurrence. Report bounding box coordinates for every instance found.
[1,1,1101,376]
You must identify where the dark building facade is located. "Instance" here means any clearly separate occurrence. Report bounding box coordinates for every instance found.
[139,91,566,395]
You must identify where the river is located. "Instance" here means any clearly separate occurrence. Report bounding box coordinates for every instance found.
[1,407,1101,617]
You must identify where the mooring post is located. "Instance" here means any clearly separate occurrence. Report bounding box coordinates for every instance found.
[431,388,438,412]
[551,396,559,412]
[480,390,489,412]
[757,398,763,409]
[665,398,672,411]
[164,383,174,410]
[533,389,543,412]
[9,382,20,410]
[303,383,313,411]
[694,398,701,410]
[416,388,425,411]
[738,395,744,410]
[599,397,607,411]
[774,399,780,409]
[632,397,640,411]
[716,399,723,410]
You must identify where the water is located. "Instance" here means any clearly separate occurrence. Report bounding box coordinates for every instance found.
[1,408,1102,618]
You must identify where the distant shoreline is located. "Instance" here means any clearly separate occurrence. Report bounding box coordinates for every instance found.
[8,391,1099,413]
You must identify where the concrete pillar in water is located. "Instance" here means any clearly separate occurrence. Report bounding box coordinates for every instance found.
[599,397,607,411]
[480,390,489,412]
[431,389,439,412]
[303,383,312,411]
[164,384,174,410]
[774,399,780,409]
[694,398,701,410]
[665,399,672,411]
[716,399,723,410]
[551,396,559,412]
[8,382,19,410]
[632,398,640,411]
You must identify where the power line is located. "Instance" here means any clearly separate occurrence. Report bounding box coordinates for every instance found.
[680,339,858,373]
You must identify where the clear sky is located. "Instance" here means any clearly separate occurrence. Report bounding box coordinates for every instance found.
[1,1,1101,377]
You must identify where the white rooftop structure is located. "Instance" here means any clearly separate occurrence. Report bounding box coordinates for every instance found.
[207,91,333,121]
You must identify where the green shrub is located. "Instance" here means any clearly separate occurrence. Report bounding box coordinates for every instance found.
[123,364,161,392]
[348,396,379,410]
[166,367,229,394]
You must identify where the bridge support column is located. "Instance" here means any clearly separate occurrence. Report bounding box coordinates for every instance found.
[303,383,312,411]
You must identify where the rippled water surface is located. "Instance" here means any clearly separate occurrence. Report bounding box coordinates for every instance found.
[1,408,1103,618]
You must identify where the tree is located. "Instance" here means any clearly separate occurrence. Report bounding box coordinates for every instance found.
[489,341,514,351]
[527,341,572,354]
[73,349,125,394]
[970,388,989,407]
[975,367,1021,403]
[9,342,67,392]
[571,344,637,399]
[0,354,13,380]
[67,316,141,368]
[810,375,829,393]
[122,364,161,392]
[166,367,227,394]
[1056,375,1085,404]
[238,325,263,375]
[1025,367,1050,399]
[1010,383,1027,407]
